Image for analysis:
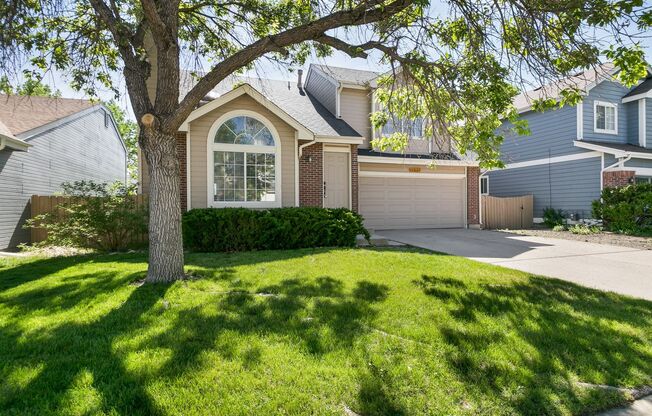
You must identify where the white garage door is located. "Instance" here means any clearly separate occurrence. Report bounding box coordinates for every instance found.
[359,176,465,229]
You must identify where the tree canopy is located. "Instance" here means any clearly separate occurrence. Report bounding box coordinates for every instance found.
[1,0,649,280]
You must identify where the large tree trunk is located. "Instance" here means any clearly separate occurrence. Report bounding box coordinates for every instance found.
[143,128,185,282]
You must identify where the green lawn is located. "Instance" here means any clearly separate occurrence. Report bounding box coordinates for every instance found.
[1,248,651,415]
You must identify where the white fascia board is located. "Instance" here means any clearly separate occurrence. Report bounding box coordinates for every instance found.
[1,135,31,151]
[498,151,602,170]
[359,170,466,179]
[315,136,364,145]
[340,83,369,90]
[573,140,652,160]
[622,91,652,103]
[180,84,314,140]
[358,155,479,167]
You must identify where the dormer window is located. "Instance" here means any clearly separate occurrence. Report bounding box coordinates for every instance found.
[594,101,617,135]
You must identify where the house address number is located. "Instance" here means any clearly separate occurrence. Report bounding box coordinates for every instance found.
[408,167,421,173]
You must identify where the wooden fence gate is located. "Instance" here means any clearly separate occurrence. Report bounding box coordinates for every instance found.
[481,195,533,229]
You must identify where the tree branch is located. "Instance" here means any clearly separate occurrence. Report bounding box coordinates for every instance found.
[168,0,413,130]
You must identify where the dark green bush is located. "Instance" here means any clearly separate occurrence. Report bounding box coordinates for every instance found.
[592,183,652,235]
[183,207,370,252]
[542,207,565,228]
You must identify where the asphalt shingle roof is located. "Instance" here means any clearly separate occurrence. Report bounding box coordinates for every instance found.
[313,64,379,86]
[180,72,362,137]
[623,77,652,98]
[0,95,95,136]
[513,63,616,112]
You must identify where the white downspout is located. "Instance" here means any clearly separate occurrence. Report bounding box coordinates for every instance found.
[336,84,343,119]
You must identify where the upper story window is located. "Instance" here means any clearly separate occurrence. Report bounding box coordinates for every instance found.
[594,101,617,134]
[209,114,280,207]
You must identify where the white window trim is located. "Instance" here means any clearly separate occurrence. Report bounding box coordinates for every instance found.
[206,110,282,208]
[480,176,489,195]
[593,100,618,135]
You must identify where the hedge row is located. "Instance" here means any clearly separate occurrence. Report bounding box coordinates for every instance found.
[182,207,370,252]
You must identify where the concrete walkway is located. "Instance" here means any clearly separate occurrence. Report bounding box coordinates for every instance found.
[376,229,652,301]
[598,395,652,416]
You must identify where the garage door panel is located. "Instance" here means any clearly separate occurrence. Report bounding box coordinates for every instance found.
[359,176,464,229]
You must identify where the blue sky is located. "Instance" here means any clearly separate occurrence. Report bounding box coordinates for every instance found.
[46,32,652,119]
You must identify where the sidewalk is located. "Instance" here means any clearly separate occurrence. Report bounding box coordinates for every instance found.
[598,396,652,416]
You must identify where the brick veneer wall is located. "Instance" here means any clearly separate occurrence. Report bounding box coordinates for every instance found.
[299,142,323,207]
[176,132,188,212]
[467,167,480,226]
[350,145,359,212]
[603,170,635,188]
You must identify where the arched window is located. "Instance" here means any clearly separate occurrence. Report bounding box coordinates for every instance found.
[209,114,281,206]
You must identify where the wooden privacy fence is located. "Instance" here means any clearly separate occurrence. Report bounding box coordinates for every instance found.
[30,194,148,244]
[481,195,533,230]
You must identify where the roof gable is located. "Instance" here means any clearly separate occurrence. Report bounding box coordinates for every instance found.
[180,75,362,139]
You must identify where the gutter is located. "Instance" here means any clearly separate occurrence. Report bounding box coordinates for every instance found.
[298,137,318,158]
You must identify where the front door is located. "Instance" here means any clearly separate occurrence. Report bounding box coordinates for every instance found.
[323,151,350,208]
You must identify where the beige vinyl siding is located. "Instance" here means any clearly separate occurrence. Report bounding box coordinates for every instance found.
[340,88,372,145]
[188,94,296,208]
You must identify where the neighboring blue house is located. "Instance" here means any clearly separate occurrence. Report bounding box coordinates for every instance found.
[487,63,652,221]
[0,95,127,249]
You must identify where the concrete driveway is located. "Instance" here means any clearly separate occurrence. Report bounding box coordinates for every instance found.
[376,229,652,301]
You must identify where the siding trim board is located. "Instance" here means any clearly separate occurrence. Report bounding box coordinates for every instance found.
[640,99,647,147]
[576,101,583,139]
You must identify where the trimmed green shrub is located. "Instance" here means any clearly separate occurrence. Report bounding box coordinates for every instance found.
[592,183,652,235]
[182,207,370,252]
[542,207,565,228]
[552,225,566,232]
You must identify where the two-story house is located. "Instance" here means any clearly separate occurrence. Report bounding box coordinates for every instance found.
[140,64,481,231]
[487,63,652,221]
[0,95,127,249]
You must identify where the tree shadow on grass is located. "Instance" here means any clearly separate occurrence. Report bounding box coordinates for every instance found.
[414,274,652,414]
[1,280,170,415]
[0,249,391,414]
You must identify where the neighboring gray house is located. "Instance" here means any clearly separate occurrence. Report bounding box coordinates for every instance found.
[0,95,127,249]
[487,63,652,221]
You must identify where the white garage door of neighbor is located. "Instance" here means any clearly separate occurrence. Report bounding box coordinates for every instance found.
[359,176,465,230]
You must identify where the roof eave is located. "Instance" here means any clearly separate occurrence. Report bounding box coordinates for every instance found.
[0,134,31,151]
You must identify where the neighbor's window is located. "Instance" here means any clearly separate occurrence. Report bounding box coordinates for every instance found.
[211,115,279,205]
[480,176,489,195]
[635,176,652,184]
[594,101,617,134]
